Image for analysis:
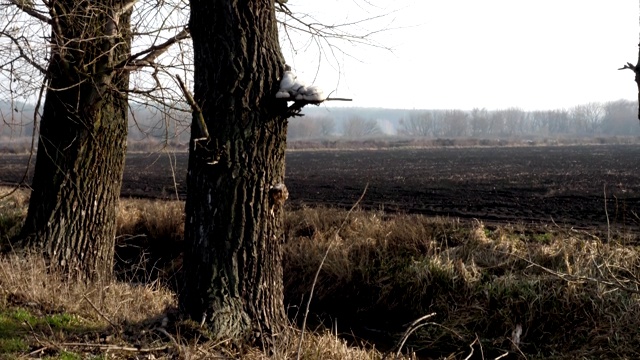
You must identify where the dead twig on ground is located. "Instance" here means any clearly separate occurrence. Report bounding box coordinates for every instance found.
[393,312,437,359]
[83,295,118,329]
[60,342,169,353]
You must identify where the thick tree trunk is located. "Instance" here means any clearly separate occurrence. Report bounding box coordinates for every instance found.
[180,0,289,342]
[18,0,132,282]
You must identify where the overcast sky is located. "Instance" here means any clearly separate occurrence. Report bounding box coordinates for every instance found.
[282,1,640,111]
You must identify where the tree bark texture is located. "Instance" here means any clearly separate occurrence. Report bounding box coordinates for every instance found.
[180,0,289,343]
[19,0,132,282]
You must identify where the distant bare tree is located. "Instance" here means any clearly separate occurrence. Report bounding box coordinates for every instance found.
[288,118,321,139]
[488,110,506,136]
[288,116,336,139]
[469,108,490,137]
[554,110,568,135]
[602,99,638,135]
[529,110,550,135]
[441,109,469,137]
[400,111,435,137]
[317,116,336,137]
[500,108,527,136]
[343,116,381,138]
[570,102,604,135]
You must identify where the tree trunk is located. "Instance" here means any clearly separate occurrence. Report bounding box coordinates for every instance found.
[180,0,289,343]
[18,0,132,282]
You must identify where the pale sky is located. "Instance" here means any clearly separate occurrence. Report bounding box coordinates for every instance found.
[282,1,640,111]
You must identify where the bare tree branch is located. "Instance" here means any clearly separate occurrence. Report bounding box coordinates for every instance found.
[175,73,207,140]
[119,27,190,70]
[0,30,47,74]
[619,42,640,120]
[7,0,50,24]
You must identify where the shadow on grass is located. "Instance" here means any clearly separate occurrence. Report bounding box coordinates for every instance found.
[0,295,195,359]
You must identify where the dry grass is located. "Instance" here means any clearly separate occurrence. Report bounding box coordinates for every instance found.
[0,187,29,245]
[3,187,640,358]
[283,207,640,358]
[0,189,404,359]
[0,251,396,359]
[115,198,185,285]
[0,253,175,325]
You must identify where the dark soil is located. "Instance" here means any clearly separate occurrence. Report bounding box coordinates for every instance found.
[2,144,639,229]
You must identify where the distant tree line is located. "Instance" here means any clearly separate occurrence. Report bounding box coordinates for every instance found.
[287,99,639,140]
[3,99,638,144]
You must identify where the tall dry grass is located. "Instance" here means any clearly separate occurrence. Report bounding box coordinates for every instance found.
[0,188,405,359]
[2,187,640,358]
[0,251,396,359]
[283,207,640,358]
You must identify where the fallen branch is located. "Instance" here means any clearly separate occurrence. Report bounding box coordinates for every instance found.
[60,342,169,353]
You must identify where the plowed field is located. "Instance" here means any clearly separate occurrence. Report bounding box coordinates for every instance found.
[2,145,639,229]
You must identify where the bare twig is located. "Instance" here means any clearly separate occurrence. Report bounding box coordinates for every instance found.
[83,295,118,328]
[0,73,46,201]
[0,30,47,74]
[295,184,369,360]
[618,62,636,71]
[154,327,178,345]
[175,74,209,140]
[27,346,48,357]
[603,184,610,242]
[7,0,51,24]
[508,337,528,359]
[393,312,437,358]
[508,252,640,295]
[462,336,478,360]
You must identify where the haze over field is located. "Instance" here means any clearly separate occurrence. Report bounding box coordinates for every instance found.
[2,101,640,148]
[286,1,640,110]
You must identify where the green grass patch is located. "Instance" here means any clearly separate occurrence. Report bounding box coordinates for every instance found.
[0,308,84,334]
[0,309,30,338]
[0,306,102,358]
[45,351,84,360]
[0,309,31,356]
[0,337,28,354]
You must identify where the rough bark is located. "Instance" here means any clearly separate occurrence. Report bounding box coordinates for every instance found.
[18,0,132,282]
[180,0,289,343]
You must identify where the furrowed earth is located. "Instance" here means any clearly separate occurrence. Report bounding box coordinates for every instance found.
[1,144,639,230]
